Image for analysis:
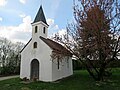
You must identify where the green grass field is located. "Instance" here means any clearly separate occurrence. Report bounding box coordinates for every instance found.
[0,68,120,90]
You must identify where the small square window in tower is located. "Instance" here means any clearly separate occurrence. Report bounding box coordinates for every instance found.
[43,27,45,34]
[35,26,38,33]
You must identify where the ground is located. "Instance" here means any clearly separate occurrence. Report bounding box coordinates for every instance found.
[0,75,19,81]
[0,68,120,90]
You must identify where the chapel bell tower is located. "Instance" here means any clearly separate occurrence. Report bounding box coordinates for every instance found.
[31,6,49,39]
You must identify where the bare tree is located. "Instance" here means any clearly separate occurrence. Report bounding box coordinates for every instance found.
[0,38,12,67]
[0,37,24,75]
[53,0,120,81]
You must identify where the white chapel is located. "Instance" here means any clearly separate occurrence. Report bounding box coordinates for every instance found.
[20,5,73,82]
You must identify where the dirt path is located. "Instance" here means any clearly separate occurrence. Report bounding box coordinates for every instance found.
[0,75,19,81]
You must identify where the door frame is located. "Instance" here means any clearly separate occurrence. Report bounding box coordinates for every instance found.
[30,59,39,80]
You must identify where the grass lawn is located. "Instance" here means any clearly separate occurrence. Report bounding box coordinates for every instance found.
[0,68,120,90]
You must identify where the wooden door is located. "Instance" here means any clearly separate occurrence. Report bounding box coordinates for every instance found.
[31,59,39,80]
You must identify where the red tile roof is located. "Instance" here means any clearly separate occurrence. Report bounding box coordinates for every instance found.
[40,36,72,56]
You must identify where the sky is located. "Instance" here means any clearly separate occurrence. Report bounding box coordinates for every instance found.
[0,0,73,43]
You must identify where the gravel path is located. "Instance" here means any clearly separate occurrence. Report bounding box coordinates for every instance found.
[0,75,19,81]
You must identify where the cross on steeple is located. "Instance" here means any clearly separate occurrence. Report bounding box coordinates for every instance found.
[40,0,42,6]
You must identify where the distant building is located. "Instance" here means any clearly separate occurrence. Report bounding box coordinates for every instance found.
[20,5,73,82]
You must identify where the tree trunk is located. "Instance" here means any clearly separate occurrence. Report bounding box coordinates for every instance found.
[97,62,106,81]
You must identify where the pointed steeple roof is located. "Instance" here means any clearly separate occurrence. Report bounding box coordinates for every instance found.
[33,6,48,25]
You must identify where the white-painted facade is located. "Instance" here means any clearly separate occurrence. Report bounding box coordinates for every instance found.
[20,6,73,82]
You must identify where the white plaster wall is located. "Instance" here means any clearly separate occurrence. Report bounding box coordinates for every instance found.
[20,40,32,79]
[20,21,52,82]
[38,39,53,81]
[20,38,53,81]
[52,56,73,81]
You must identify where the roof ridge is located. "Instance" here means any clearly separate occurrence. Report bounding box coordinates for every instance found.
[40,36,72,56]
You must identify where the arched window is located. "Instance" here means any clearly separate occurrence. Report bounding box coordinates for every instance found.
[57,59,60,69]
[43,27,45,34]
[35,26,38,33]
[33,42,37,48]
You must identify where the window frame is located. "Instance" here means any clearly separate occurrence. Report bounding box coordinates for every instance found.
[57,59,60,69]
[33,42,37,48]
[43,27,45,34]
[35,26,38,33]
